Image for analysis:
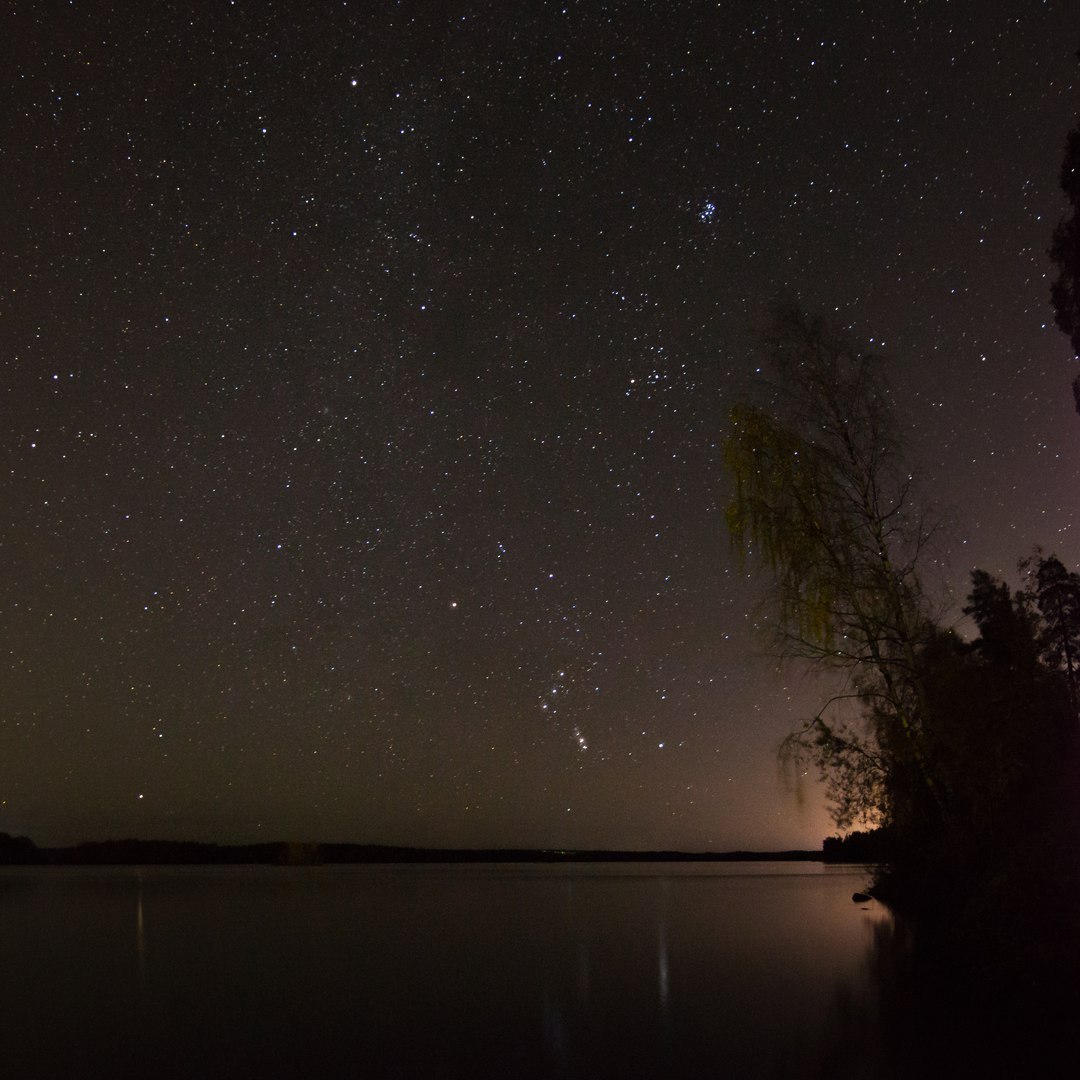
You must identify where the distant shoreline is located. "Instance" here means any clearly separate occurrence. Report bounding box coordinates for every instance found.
[0,837,854,866]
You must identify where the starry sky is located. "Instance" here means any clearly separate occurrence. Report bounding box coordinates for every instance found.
[3,1,1079,850]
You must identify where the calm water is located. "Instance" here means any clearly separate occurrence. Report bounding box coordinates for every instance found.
[0,861,1004,1078]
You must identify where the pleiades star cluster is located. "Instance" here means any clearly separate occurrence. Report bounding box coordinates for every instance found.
[3,1,1078,849]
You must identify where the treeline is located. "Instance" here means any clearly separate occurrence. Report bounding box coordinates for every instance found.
[824,554,1080,898]
[821,829,893,863]
[891,554,1080,876]
[0,835,825,866]
[724,306,1080,944]
[0,832,38,864]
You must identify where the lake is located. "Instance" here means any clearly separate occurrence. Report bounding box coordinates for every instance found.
[0,861,1049,1078]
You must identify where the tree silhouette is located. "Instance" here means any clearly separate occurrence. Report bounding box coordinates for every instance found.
[1034,554,1080,721]
[727,308,1080,920]
[962,568,1039,675]
[1048,58,1080,411]
[724,304,943,830]
[925,570,1069,845]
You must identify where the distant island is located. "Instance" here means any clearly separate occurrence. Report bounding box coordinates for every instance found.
[0,831,880,867]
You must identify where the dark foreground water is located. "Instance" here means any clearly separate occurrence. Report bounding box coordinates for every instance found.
[0,861,1057,1078]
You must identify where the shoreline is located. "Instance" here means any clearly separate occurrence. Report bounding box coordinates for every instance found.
[1,837,847,867]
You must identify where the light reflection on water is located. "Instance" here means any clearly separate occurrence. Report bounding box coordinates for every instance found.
[0,862,901,1078]
[135,872,145,986]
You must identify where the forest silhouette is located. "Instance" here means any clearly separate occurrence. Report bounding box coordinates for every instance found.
[724,301,1080,1000]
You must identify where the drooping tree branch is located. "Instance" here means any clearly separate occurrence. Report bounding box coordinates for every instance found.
[725,305,946,829]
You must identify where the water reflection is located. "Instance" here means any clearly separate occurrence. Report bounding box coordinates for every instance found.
[860,904,1079,1077]
[135,872,145,987]
[521,864,896,1077]
[656,917,669,1010]
[7,862,1058,1078]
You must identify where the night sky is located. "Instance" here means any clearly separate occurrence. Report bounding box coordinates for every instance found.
[4,1,1079,850]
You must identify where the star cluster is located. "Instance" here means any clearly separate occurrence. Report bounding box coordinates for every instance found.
[2,2,1078,849]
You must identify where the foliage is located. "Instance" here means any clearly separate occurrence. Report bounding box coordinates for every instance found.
[1050,130,1080,353]
[1049,106,1080,409]
[780,709,888,832]
[963,569,1039,674]
[724,306,931,656]
[725,305,942,830]
[919,610,1069,853]
[1032,553,1080,720]
[726,307,1078,864]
